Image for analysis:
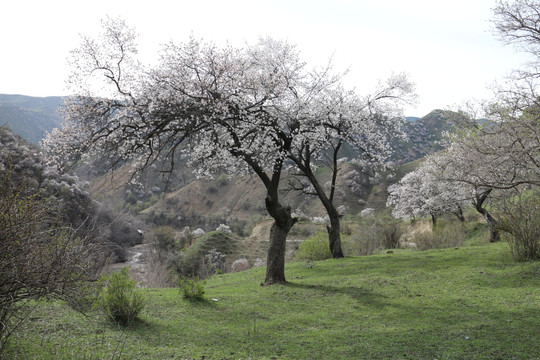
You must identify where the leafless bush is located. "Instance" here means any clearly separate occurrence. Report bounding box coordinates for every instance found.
[381,222,404,249]
[343,222,383,256]
[412,223,465,251]
[145,248,175,288]
[0,175,106,351]
[198,249,227,278]
[497,189,540,261]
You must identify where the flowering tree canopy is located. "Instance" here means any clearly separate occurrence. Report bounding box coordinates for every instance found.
[386,159,471,224]
[43,18,414,283]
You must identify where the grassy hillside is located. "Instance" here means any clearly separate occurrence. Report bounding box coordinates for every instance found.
[6,242,540,359]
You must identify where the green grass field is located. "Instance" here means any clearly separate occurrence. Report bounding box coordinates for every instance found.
[5,242,540,359]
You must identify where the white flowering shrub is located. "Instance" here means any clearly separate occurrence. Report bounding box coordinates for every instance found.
[216,224,232,233]
[192,228,205,236]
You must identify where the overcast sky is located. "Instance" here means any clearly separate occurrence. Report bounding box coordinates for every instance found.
[0,0,530,116]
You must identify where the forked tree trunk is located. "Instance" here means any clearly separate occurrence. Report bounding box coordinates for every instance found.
[264,195,296,285]
[454,206,465,222]
[474,189,500,243]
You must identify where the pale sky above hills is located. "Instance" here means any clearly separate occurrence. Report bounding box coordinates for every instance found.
[0,0,531,117]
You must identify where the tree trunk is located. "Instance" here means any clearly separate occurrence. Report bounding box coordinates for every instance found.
[473,189,500,242]
[431,214,437,227]
[326,209,345,258]
[454,206,465,223]
[265,221,290,284]
[288,141,345,259]
[480,209,501,242]
[264,195,296,285]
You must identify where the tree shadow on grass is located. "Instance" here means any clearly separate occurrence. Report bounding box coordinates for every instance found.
[284,281,388,308]
[101,316,156,332]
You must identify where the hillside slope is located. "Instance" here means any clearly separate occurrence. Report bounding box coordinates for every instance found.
[90,161,381,231]
[7,243,540,359]
[0,94,63,143]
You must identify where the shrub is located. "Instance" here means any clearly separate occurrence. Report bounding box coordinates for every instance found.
[174,231,237,278]
[380,222,404,249]
[199,248,227,278]
[0,164,105,351]
[297,232,331,261]
[216,173,228,187]
[342,223,382,256]
[178,277,206,301]
[153,225,177,251]
[497,190,540,261]
[412,223,465,251]
[97,268,145,326]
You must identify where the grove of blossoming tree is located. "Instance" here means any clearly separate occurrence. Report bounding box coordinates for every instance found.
[387,0,539,246]
[43,17,414,283]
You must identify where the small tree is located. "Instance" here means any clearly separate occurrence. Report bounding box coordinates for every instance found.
[386,162,471,226]
[98,268,145,325]
[288,76,414,258]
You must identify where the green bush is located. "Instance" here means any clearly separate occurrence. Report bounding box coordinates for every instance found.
[216,173,228,187]
[178,277,206,301]
[154,225,177,251]
[97,268,145,326]
[174,231,238,278]
[297,232,331,261]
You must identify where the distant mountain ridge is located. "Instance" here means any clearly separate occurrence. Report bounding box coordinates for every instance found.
[0,94,64,144]
[392,109,455,164]
[0,94,451,151]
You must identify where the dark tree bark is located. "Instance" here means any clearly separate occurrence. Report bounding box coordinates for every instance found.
[263,190,297,284]
[454,205,465,223]
[325,141,345,258]
[289,143,345,259]
[431,214,437,227]
[326,209,344,258]
[244,152,297,285]
[473,189,501,242]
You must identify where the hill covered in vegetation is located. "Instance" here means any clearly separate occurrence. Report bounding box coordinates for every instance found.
[0,94,63,144]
